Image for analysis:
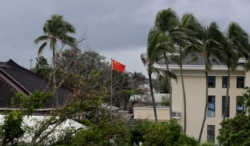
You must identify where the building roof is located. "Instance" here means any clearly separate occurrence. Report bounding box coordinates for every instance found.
[0,59,71,108]
[164,53,248,72]
[170,53,224,66]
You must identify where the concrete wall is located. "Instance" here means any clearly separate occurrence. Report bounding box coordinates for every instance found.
[133,106,171,122]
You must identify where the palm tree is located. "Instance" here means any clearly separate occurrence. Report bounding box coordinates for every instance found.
[141,27,171,122]
[173,13,202,134]
[154,37,177,121]
[195,22,225,142]
[155,8,202,133]
[154,7,179,123]
[34,14,76,94]
[222,22,250,120]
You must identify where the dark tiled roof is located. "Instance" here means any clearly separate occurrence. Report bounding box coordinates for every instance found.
[0,78,17,107]
[0,59,71,108]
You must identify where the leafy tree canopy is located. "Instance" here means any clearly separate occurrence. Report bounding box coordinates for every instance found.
[218,87,250,145]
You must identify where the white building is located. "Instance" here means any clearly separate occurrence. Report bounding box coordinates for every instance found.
[133,56,248,144]
[169,56,247,143]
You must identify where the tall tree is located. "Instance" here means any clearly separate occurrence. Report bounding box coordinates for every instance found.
[34,14,76,97]
[195,22,225,142]
[154,8,178,124]
[141,27,169,122]
[173,13,202,134]
[154,38,177,121]
[222,22,250,121]
[155,8,202,133]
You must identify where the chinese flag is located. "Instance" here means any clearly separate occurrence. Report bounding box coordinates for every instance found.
[112,59,125,73]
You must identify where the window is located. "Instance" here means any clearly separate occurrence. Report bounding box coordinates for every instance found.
[237,76,244,88]
[222,76,229,88]
[208,76,216,88]
[207,96,215,117]
[222,96,230,117]
[236,96,244,114]
[207,125,215,143]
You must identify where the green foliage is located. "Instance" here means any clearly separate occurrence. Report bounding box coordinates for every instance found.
[130,119,153,145]
[69,119,131,146]
[218,87,250,145]
[177,135,199,146]
[130,119,198,146]
[161,96,170,106]
[12,91,53,115]
[31,56,52,78]
[143,120,181,146]
[54,48,146,109]
[0,111,24,145]
[218,113,250,145]
[200,141,216,146]
[61,119,200,146]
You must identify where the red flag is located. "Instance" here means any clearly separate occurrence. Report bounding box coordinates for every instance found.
[112,59,125,72]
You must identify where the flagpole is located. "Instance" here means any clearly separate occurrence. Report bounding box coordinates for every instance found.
[110,58,125,108]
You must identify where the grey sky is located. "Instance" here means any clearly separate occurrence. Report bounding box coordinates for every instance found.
[1,0,250,76]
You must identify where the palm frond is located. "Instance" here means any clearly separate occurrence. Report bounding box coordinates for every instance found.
[63,21,76,33]
[187,55,198,64]
[61,35,76,46]
[38,42,47,56]
[140,53,147,66]
[34,35,49,44]
[155,8,179,32]
[228,22,250,59]
[157,68,178,82]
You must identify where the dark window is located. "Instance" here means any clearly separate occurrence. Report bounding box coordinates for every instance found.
[222,76,229,88]
[222,96,230,117]
[237,76,244,88]
[207,125,215,143]
[236,96,244,114]
[207,96,215,117]
[208,76,216,88]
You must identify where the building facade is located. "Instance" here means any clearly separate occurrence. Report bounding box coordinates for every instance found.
[169,62,247,143]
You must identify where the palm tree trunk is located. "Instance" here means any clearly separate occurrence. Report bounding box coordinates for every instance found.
[166,61,173,120]
[148,71,158,122]
[223,67,230,120]
[199,71,208,142]
[52,50,58,105]
[180,62,187,133]
[180,47,187,134]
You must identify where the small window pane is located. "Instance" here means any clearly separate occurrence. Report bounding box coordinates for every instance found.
[208,76,216,88]
[207,125,215,143]
[236,96,244,114]
[207,96,215,117]
[222,76,229,88]
[222,96,230,117]
[237,76,244,88]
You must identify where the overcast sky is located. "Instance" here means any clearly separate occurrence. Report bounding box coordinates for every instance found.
[1,0,250,76]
